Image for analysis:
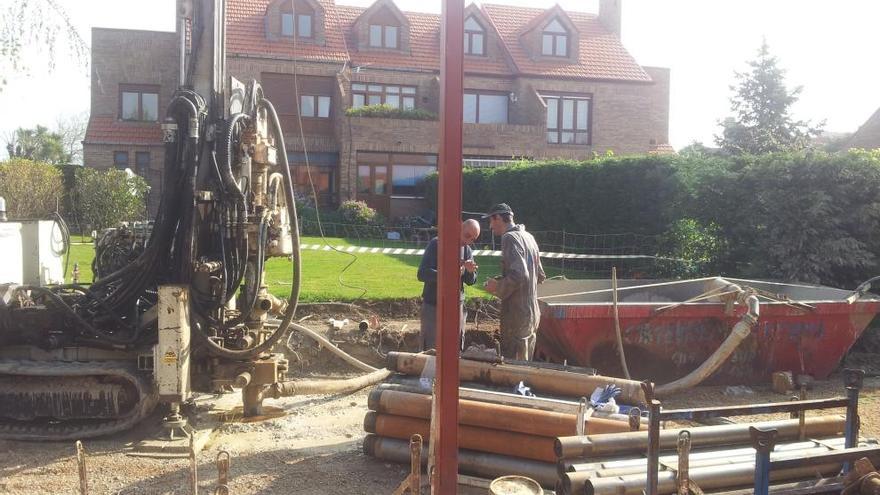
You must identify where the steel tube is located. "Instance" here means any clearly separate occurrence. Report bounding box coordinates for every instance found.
[369,389,630,437]
[584,460,843,495]
[364,434,558,488]
[560,444,837,494]
[563,439,841,475]
[376,382,648,424]
[660,397,849,421]
[437,0,465,490]
[646,395,661,495]
[555,415,845,460]
[364,412,558,462]
[387,352,646,405]
[770,445,880,470]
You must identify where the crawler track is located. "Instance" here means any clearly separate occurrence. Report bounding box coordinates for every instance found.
[0,359,158,441]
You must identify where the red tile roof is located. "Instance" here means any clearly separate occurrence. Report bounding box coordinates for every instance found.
[84,116,163,145]
[334,5,513,76]
[481,3,651,82]
[226,0,349,63]
[225,0,651,81]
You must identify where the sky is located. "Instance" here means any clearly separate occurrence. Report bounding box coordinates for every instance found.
[2,0,879,152]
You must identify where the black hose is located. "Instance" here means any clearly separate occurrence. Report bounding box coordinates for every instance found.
[191,96,301,359]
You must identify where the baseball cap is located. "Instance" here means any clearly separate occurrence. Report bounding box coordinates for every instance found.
[481,203,514,218]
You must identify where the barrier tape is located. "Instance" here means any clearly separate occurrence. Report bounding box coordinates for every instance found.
[299,244,688,262]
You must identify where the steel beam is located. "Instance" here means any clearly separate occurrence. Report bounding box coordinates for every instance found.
[437,0,465,491]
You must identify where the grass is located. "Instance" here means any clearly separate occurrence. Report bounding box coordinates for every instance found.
[67,236,535,302]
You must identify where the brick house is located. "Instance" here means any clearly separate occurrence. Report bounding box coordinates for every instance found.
[848,107,880,150]
[84,0,670,219]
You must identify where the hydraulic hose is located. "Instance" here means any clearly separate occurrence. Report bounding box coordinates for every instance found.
[192,96,301,359]
[269,368,392,398]
[655,294,759,396]
[289,322,377,372]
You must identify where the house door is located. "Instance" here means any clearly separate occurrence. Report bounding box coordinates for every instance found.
[356,164,390,217]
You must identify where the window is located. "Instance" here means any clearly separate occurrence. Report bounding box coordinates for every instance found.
[114,151,129,170]
[351,83,416,110]
[369,24,398,48]
[464,16,485,55]
[357,165,371,194]
[300,95,331,118]
[392,165,434,197]
[135,152,150,176]
[463,92,508,124]
[543,94,590,145]
[120,85,159,121]
[281,12,312,38]
[541,18,568,57]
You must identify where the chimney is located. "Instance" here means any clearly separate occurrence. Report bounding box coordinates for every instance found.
[599,0,622,37]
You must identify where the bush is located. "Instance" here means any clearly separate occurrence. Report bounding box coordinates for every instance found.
[338,200,384,226]
[72,167,149,231]
[424,149,880,288]
[345,104,437,121]
[0,158,64,219]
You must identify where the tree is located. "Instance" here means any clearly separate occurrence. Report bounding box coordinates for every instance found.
[0,158,64,219]
[1,0,87,89]
[55,113,87,165]
[715,40,823,155]
[72,168,148,231]
[5,125,71,164]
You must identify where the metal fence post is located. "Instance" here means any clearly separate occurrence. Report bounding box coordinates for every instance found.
[676,430,691,495]
[75,440,88,495]
[750,426,777,495]
[642,382,660,495]
[843,368,865,473]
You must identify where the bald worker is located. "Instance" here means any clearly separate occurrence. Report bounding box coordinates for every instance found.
[417,219,481,351]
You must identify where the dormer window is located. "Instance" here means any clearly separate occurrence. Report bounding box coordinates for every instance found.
[369,24,398,48]
[464,16,485,56]
[281,10,313,38]
[541,18,568,57]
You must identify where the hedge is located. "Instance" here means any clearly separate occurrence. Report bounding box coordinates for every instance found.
[424,149,880,288]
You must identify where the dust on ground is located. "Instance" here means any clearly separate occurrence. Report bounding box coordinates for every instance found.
[1,307,879,494]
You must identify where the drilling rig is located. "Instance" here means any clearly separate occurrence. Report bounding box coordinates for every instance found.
[0,0,302,441]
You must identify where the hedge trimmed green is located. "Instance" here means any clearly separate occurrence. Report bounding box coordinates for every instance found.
[345,104,437,121]
[425,149,880,288]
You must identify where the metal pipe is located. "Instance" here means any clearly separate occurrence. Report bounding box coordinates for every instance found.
[646,384,661,495]
[364,434,558,488]
[584,459,843,495]
[387,352,646,405]
[368,389,630,437]
[562,438,843,476]
[654,294,759,396]
[561,442,838,494]
[375,381,649,425]
[437,0,465,489]
[555,415,845,460]
[364,412,558,463]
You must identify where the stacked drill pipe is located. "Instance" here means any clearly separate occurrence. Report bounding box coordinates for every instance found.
[364,351,646,488]
[554,415,847,494]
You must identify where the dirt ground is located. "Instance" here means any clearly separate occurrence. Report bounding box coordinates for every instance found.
[1,311,879,495]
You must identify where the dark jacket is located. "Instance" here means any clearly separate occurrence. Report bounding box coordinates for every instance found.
[417,237,477,304]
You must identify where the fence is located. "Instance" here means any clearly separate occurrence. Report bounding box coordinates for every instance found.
[299,220,696,279]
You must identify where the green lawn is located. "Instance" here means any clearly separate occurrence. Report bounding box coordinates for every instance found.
[67,237,520,302]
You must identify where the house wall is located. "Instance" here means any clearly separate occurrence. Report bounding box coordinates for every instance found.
[84,28,179,217]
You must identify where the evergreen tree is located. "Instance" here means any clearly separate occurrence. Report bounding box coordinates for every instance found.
[716,40,822,154]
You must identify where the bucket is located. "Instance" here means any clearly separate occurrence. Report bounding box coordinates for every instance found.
[488,475,543,495]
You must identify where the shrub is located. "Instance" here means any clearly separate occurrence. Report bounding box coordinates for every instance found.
[72,167,149,231]
[345,104,437,121]
[338,200,384,226]
[0,158,64,219]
